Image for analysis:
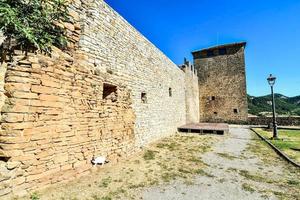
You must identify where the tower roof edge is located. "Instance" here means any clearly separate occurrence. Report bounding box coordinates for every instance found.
[191,42,247,55]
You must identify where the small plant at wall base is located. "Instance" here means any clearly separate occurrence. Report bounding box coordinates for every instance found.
[0,0,69,57]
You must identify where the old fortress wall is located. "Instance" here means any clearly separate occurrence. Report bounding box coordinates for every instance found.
[0,0,250,197]
[0,0,200,197]
[180,60,200,124]
[71,0,191,147]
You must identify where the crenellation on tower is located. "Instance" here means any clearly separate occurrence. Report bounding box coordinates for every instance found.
[180,58,197,77]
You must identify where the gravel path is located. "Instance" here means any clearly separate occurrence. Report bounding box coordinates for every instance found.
[142,126,299,200]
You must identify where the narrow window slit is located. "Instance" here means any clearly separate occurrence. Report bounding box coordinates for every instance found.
[141,92,147,103]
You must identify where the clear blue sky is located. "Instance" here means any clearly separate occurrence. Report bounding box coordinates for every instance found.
[105,0,300,97]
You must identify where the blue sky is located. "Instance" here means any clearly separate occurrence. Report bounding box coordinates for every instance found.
[105,0,300,97]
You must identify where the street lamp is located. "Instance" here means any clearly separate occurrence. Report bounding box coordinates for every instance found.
[267,74,278,139]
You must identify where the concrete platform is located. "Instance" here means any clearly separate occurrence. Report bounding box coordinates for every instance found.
[178,123,229,135]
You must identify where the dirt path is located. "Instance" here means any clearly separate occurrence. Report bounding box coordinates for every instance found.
[142,127,300,200]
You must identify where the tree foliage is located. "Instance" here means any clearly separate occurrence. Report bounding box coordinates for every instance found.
[0,0,69,53]
[248,94,300,116]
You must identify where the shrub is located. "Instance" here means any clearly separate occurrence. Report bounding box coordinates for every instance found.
[0,0,69,54]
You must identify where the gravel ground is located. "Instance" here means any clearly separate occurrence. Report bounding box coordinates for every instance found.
[15,126,299,200]
[142,127,300,200]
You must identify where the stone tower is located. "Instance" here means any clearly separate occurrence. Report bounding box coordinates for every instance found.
[192,42,248,123]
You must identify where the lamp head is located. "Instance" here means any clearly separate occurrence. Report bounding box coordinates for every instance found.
[267,74,276,86]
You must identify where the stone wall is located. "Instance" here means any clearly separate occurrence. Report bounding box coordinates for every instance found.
[0,30,7,116]
[0,49,137,197]
[70,0,187,147]
[248,117,300,126]
[0,0,189,197]
[180,61,200,123]
[192,42,248,123]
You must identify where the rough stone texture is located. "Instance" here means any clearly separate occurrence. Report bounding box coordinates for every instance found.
[180,61,200,123]
[0,0,193,197]
[69,0,187,147]
[0,48,136,197]
[193,42,248,123]
[0,0,250,197]
[0,63,7,121]
[248,117,300,126]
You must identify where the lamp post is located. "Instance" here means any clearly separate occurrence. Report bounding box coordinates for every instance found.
[267,74,278,139]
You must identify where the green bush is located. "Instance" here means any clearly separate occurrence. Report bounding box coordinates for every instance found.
[0,0,69,53]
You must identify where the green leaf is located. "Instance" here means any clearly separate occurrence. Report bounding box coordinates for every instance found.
[0,0,69,52]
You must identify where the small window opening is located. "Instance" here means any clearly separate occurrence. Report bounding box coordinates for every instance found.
[214,112,218,115]
[169,88,172,97]
[208,96,215,101]
[234,109,239,114]
[103,83,117,101]
[141,92,147,103]
[207,50,214,57]
[219,48,227,55]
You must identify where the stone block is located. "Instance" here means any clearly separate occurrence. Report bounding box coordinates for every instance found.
[26,173,43,182]
[11,188,28,198]
[5,83,31,92]
[11,176,26,186]
[64,22,75,31]
[28,56,39,64]
[6,76,40,84]
[1,113,24,123]
[1,103,35,113]
[53,154,69,164]
[6,161,21,170]
[31,85,59,94]
[39,100,64,108]
[0,187,11,197]
[61,164,73,171]
[41,79,61,89]
[12,92,39,99]
[1,122,33,130]
[69,10,80,21]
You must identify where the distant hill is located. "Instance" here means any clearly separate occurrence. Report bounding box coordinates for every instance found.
[248,94,300,116]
